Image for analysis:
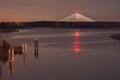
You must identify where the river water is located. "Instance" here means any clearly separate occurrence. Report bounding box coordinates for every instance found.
[0,28,120,80]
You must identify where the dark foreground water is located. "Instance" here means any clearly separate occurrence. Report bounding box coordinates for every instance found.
[0,28,120,80]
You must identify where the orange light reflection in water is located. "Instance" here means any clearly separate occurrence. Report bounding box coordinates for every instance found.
[74,31,80,53]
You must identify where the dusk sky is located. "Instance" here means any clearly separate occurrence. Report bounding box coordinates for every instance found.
[0,0,120,22]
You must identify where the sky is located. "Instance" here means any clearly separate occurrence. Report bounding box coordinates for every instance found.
[0,0,120,22]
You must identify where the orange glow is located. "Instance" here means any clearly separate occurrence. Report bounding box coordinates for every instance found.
[74,31,80,53]
[75,31,79,36]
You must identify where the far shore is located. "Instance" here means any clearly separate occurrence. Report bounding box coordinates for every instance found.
[0,28,19,33]
[110,34,120,40]
[0,22,120,39]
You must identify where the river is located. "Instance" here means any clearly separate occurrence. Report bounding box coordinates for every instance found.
[0,28,120,80]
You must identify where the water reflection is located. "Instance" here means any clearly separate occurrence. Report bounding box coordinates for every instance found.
[8,61,14,76]
[8,47,15,62]
[0,28,120,80]
[0,33,28,77]
[34,34,39,58]
[74,31,80,53]
[22,53,28,66]
[0,32,41,78]
[8,47,15,76]
[22,43,28,65]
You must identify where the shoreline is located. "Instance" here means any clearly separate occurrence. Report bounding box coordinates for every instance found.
[110,34,120,40]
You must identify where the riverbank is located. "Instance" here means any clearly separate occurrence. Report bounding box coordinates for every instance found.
[0,28,19,33]
[111,34,120,40]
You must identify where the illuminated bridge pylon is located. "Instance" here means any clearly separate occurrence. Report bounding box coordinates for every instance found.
[60,12,95,22]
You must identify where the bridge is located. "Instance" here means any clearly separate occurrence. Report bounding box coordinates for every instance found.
[60,12,95,22]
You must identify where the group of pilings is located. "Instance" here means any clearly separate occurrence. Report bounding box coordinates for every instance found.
[34,36,39,58]
[8,43,28,76]
[7,34,39,76]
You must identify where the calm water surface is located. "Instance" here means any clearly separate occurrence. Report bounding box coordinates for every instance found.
[0,28,120,80]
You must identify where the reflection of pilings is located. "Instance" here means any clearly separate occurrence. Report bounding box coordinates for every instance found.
[34,35,39,58]
[0,39,25,76]
[22,43,28,55]
[8,47,15,76]
[22,53,28,66]
[8,47,15,62]
[8,61,14,76]
[22,43,28,65]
